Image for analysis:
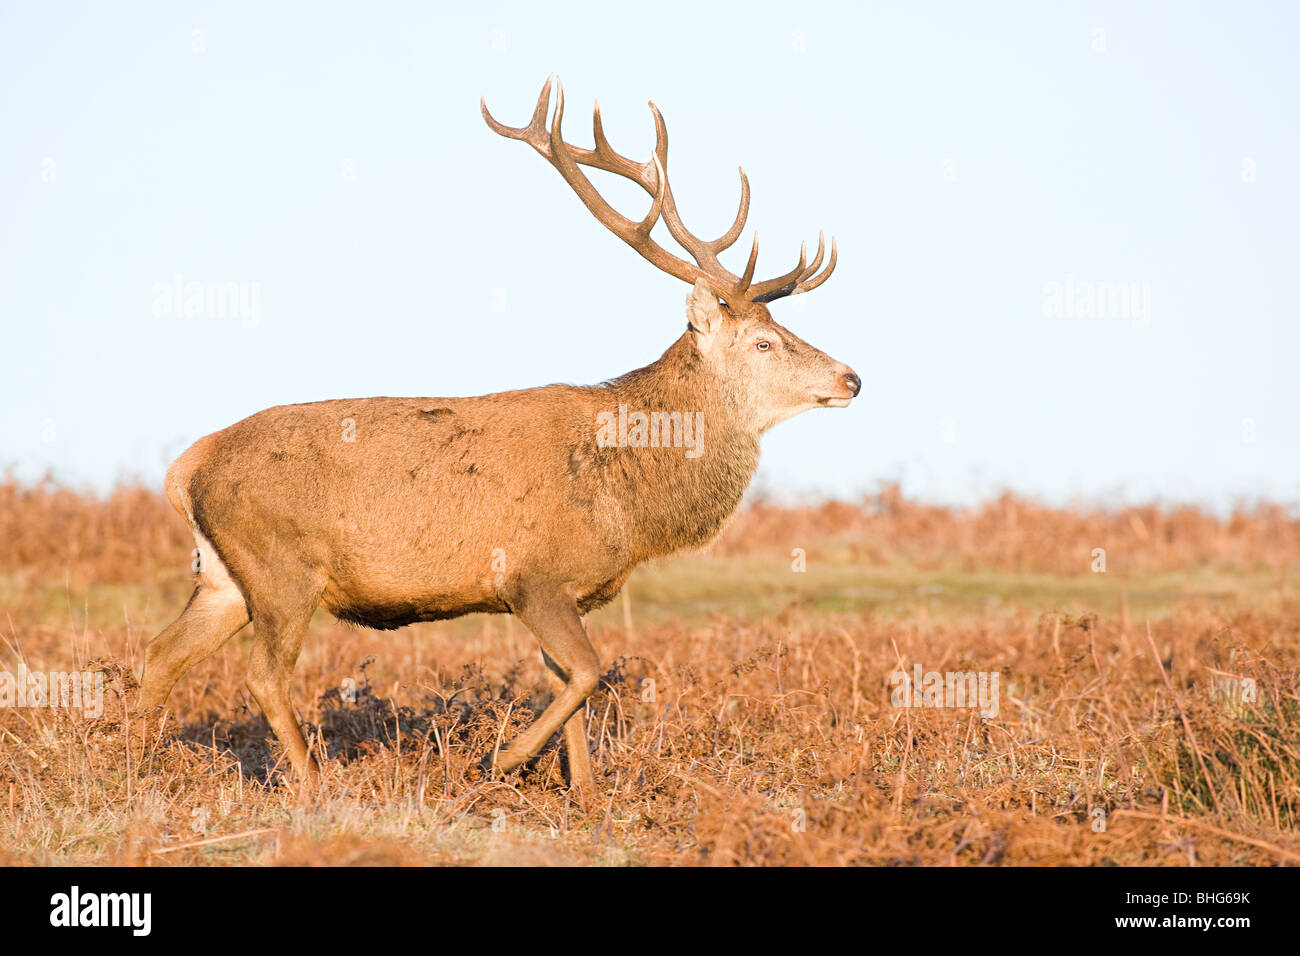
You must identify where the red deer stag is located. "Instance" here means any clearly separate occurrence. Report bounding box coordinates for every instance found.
[137,76,859,795]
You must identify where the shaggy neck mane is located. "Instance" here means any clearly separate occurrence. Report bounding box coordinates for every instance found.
[590,332,761,559]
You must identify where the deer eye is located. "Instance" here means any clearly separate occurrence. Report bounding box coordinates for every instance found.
[755,340,771,352]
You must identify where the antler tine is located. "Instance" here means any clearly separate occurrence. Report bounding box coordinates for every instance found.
[797,232,825,283]
[583,99,659,190]
[790,236,837,295]
[641,153,668,238]
[480,75,555,157]
[713,168,751,254]
[751,233,838,302]
[748,241,808,303]
[738,232,759,292]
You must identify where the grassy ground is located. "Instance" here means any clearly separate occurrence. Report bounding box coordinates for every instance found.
[597,553,1295,623]
[1,480,1297,865]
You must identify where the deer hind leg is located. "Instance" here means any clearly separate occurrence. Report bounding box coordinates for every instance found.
[244,596,320,784]
[497,595,600,793]
[139,532,250,711]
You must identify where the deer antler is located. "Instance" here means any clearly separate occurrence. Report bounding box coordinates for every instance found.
[482,75,836,308]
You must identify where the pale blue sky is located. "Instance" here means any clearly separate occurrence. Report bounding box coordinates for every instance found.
[2,1,1296,508]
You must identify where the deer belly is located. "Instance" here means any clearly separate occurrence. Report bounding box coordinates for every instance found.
[320,574,506,629]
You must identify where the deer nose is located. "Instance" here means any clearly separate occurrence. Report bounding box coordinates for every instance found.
[843,371,862,397]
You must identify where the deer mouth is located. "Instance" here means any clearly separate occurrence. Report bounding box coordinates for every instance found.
[816,396,854,408]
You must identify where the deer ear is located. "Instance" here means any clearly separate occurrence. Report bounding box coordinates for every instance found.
[686,279,724,348]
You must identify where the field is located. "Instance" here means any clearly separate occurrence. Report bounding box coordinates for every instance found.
[1,477,1297,866]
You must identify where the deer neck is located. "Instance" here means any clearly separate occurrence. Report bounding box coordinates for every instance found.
[597,333,760,558]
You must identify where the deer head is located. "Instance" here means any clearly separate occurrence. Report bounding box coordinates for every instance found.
[482,76,860,435]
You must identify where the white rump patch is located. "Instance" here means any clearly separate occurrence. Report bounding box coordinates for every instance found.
[192,529,237,592]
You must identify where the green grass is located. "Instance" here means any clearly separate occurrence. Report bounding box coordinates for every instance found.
[586,553,1296,629]
[2,555,1293,647]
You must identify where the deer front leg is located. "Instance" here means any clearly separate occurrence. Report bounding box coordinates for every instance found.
[498,594,600,794]
[544,651,597,795]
